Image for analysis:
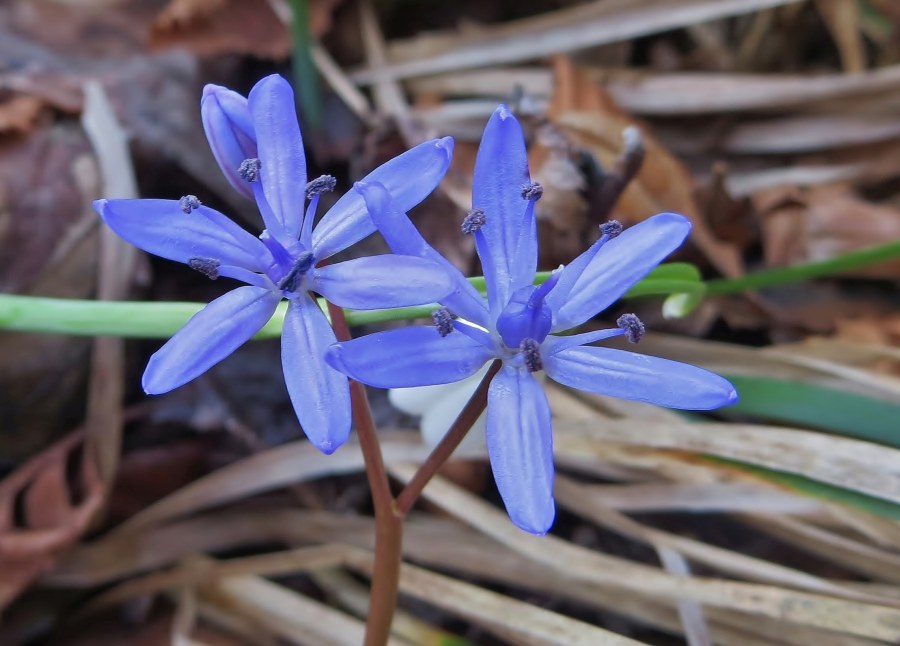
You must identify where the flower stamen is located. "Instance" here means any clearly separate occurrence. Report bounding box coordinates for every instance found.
[179,195,201,214]
[600,220,623,238]
[461,208,486,234]
[239,158,261,182]
[432,307,454,337]
[521,181,543,201]
[188,257,220,280]
[278,251,315,293]
[306,175,337,198]
[617,313,645,343]
[520,338,543,372]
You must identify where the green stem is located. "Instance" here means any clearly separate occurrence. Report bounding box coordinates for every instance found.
[289,0,323,130]
[705,240,900,296]
[0,266,700,340]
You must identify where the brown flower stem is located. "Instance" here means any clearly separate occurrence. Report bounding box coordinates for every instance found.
[326,300,401,646]
[395,360,501,515]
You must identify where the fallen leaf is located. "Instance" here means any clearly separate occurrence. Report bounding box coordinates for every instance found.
[543,56,744,278]
[0,122,102,460]
[150,0,343,59]
[0,431,104,611]
[758,182,900,278]
[0,94,45,134]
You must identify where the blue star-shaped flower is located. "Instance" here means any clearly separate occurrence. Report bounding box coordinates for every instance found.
[93,74,456,454]
[326,105,738,533]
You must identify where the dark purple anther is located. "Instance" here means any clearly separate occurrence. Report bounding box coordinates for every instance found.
[179,195,201,214]
[278,251,315,293]
[189,257,220,280]
[617,313,645,344]
[600,220,623,239]
[239,158,261,182]
[461,208,486,235]
[520,338,543,372]
[306,175,337,198]
[521,181,543,201]
[432,307,454,337]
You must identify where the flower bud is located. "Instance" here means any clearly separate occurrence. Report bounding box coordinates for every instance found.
[201,84,258,199]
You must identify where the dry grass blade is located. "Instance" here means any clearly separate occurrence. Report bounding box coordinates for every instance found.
[743,515,900,583]
[345,552,648,646]
[655,547,712,646]
[629,334,900,402]
[663,114,900,155]
[409,65,900,115]
[206,574,375,646]
[76,545,350,612]
[571,481,822,514]
[815,0,865,72]
[389,465,900,641]
[554,476,896,606]
[554,416,900,505]
[115,434,462,533]
[350,0,805,84]
[80,79,138,492]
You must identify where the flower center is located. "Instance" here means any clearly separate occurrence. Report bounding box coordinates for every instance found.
[277,250,315,294]
[519,338,542,372]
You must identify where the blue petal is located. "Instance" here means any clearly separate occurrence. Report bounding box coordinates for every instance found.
[471,106,534,312]
[495,284,552,349]
[487,365,555,534]
[247,75,307,239]
[95,199,270,272]
[143,286,280,394]
[544,346,739,410]
[201,84,257,199]
[312,255,455,310]
[325,326,494,388]
[353,181,489,326]
[282,295,351,454]
[547,213,691,332]
[312,137,454,258]
[540,328,624,356]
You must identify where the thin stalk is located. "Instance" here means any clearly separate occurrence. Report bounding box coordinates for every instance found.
[395,360,501,515]
[706,239,900,295]
[325,300,401,646]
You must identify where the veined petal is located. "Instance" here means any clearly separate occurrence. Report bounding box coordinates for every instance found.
[544,346,739,410]
[95,199,269,271]
[325,326,494,388]
[547,213,691,332]
[354,180,489,326]
[472,105,534,311]
[540,328,624,356]
[487,365,555,534]
[201,84,257,199]
[247,75,307,239]
[312,137,454,258]
[312,255,455,310]
[143,286,280,394]
[282,295,351,454]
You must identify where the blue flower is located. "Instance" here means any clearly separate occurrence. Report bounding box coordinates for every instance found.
[93,74,456,454]
[326,105,738,533]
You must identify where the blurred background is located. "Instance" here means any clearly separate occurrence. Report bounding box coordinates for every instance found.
[1,1,900,644]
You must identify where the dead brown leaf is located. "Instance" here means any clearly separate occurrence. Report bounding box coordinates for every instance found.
[758,182,900,278]
[150,0,290,59]
[153,0,228,31]
[833,314,900,348]
[543,56,744,278]
[150,0,343,59]
[0,94,46,134]
[0,430,104,611]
